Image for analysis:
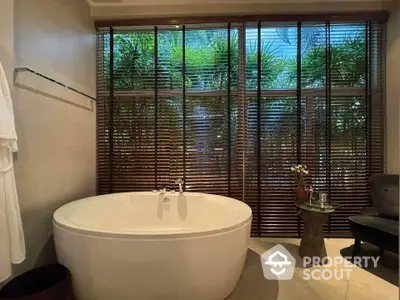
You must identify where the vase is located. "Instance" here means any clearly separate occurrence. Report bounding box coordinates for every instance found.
[296,187,310,201]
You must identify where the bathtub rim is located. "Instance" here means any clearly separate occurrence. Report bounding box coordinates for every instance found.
[53,192,252,240]
[53,217,252,241]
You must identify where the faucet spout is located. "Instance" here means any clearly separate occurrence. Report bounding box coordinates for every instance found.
[175,178,184,194]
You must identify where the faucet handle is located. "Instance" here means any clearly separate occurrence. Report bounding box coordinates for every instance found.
[175,178,184,184]
[158,185,167,193]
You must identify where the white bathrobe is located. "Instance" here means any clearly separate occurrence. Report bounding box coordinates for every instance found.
[0,62,25,282]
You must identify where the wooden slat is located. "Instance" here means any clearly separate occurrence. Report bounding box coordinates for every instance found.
[96,21,385,237]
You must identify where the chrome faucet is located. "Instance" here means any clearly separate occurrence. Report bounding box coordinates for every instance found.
[175,178,184,194]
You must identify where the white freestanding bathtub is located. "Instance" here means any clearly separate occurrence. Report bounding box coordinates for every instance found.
[53,192,252,300]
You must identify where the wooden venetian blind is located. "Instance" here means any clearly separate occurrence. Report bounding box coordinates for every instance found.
[96,19,385,237]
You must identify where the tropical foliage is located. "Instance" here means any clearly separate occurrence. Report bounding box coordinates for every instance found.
[103,27,367,136]
[106,28,366,90]
[296,35,366,88]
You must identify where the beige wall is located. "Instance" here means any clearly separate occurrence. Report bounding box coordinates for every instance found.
[386,3,400,174]
[12,0,96,274]
[0,0,14,84]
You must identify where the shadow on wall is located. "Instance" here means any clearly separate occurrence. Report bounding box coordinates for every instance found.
[11,208,57,277]
[228,249,279,300]
[12,192,92,278]
[14,82,94,112]
[34,237,58,267]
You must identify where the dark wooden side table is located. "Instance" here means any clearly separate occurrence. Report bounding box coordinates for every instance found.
[295,200,335,260]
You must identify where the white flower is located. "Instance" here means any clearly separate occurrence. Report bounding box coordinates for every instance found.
[297,169,301,173]
[290,167,295,171]
[298,165,303,168]
[303,170,309,175]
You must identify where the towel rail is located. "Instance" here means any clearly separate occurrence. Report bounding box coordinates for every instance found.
[14,67,96,102]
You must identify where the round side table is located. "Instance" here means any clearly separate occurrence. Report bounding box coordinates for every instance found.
[296,200,335,260]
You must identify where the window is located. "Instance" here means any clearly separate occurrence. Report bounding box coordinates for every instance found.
[96,17,385,237]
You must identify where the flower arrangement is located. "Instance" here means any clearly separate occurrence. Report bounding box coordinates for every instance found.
[291,164,309,188]
[291,164,310,201]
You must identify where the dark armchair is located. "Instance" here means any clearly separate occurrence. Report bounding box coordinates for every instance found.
[349,174,399,256]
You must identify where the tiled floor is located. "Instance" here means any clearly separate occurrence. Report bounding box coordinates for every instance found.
[228,238,398,300]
